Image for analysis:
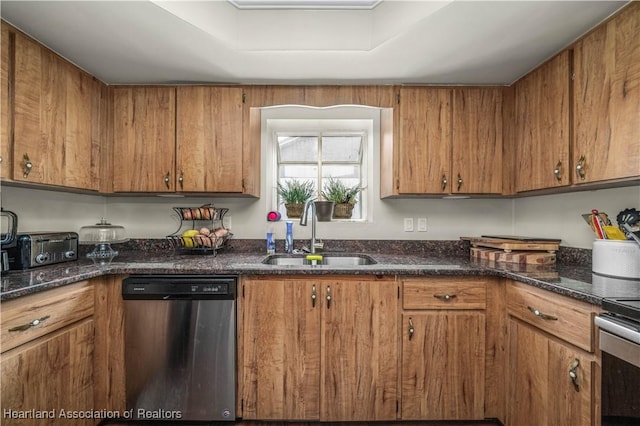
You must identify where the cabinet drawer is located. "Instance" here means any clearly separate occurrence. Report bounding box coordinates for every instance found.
[402,278,487,310]
[1,281,94,353]
[507,281,596,352]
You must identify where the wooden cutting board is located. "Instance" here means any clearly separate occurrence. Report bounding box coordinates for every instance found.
[462,236,559,253]
[470,247,556,264]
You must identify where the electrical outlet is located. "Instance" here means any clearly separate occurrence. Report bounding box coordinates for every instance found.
[403,217,414,232]
[417,217,427,232]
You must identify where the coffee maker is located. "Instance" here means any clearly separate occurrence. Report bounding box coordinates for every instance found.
[1,209,18,274]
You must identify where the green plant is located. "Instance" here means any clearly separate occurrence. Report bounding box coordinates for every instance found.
[277,179,315,204]
[321,177,362,205]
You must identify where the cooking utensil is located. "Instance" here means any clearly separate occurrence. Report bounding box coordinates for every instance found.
[602,225,627,240]
[622,223,640,249]
[616,208,640,227]
[590,209,607,239]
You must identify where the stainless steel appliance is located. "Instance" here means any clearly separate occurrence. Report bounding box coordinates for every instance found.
[1,209,18,273]
[595,298,640,425]
[122,275,237,421]
[6,232,78,270]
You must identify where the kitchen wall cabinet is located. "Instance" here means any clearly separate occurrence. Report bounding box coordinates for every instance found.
[12,31,103,191]
[112,86,176,192]
[1,23,12,180]
[506,280,598,426]
[400,277,486,420]
[176,86,245,193]
[382,86,503,197]
[240,276,398,421]
[573,1,640,184]
[452,88,503,194]
[514,51,571,192]
[0,281,95,426]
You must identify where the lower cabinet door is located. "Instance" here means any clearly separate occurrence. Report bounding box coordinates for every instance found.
[1,319,95,426]
[241,279,321,420]
[507,319,594,426]
[401,311,486,420]
[320,279,398,421]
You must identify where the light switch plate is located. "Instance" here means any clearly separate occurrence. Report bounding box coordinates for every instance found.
[403,217,414,232]
[417,217,427,232]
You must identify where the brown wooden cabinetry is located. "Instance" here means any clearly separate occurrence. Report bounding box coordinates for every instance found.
[176,86,245,193]
[400,277,487,420]
[112,86,176,192]
[1,22,12,180]
[12,31,103,191]
[514,51,571,192]
[384,86,503,196]
[240,276,398,421]
[573,2,640,184]
[0,281,95,426]
[452,87,503,194]
[506,280,598,426]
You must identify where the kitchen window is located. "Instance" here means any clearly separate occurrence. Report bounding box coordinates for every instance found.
[275,131,367,220]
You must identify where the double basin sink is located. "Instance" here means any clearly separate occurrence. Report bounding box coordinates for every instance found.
[262,253,377,267]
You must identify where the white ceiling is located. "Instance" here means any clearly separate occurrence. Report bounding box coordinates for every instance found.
[0,0,629,85]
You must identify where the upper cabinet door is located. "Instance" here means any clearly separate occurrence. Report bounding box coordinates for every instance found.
[112,86,176,192]
[398,87,452,194]
[573,2,640,183]
[514,51,571,193]
[176,87,244,193]
[452,88,503,194]
[13,32,101,191]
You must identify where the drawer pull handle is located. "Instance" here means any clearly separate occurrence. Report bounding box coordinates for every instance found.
[408,317,415,340]
[9,315,50,332]
[434,294,456,302]
[311,284,317,308]
[527,306,558,321]
[569,358,580,391]
[326,286,331,309]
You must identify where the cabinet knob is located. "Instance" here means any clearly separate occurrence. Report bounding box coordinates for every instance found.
[456,173,463,191]
[553,161,562,183]
[164,171,171,189]
[326,285,332,309]
[8,315,50,332]
[434,294,456,302]
[569,358,580,391]
[527,305,558,321]
[178,171,184,189]
[22,153,33,178]
[441,174,448,192]
[575,155,586,180]
[408,317,415,340]
[311,284,317,308]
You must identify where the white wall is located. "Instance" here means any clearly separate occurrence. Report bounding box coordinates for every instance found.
[2,183,637,249]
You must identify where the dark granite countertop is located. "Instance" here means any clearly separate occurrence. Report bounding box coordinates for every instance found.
[2,249,639,304]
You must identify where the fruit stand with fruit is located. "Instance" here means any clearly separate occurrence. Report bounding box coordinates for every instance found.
[167,204,232,254]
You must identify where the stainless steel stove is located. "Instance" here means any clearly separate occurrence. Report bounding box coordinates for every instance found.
[595,298,640,425]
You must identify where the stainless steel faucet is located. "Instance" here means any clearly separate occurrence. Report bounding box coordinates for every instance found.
[300,199,317,254]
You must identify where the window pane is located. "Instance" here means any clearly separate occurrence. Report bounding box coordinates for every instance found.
[278,136,318,162]
[322,136,362,162]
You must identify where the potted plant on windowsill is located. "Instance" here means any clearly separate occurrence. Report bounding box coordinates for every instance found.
[321,177,363,219]
[277,179,315,218]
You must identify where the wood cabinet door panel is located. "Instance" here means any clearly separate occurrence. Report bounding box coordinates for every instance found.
[321,280,398,421]
[241,279,320,420]
[398,87,452,194]
[1,23,12,180]
[177,87,243,192]
[1,319,95,426]
[452,88,503,194]
[402,278,487,310]
[113,86,176,192]
[401,312,485,420]
[515,51,571,192]
[573,2,640,183]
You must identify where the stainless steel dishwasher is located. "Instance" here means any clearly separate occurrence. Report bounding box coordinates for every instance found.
[122,274,237,421]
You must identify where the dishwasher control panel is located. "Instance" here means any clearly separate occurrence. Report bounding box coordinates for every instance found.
[122,275,237,300]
